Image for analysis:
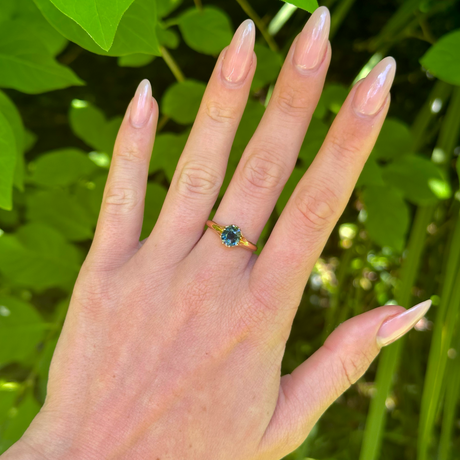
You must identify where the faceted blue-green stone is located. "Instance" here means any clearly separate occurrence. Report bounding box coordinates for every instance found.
[221,225,241,247]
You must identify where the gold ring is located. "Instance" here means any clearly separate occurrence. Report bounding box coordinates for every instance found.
[206,220,257,251]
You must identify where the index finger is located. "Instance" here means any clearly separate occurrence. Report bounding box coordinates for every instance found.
[251,57,396,316]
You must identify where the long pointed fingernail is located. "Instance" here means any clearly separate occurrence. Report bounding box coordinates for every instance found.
[130,79,153,128]
[221,19,255,83]
[293,6,330,71]
[353,57,396,116]
[376,300,432,348]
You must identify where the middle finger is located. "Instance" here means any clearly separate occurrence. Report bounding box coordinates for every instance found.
[199,7,331,259]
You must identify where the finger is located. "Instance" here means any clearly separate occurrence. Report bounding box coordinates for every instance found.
[142,20,256,262]
[198,7,330,262]
[252,57,396,311]
[256,300,432,458]
[87,80,158,269]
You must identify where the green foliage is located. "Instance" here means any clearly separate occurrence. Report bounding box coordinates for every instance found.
[1,0,460,458]
[420,29,460,86]
[177,6,233,55]
[281,0,319,13]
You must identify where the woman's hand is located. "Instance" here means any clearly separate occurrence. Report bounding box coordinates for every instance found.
[4,7,431,460]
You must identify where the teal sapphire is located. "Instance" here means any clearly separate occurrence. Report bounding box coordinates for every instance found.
[221,224,242,247]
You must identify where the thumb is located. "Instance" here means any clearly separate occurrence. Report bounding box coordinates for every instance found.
[258,300,432,459]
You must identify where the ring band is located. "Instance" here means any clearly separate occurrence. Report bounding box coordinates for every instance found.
[206,220,257,251]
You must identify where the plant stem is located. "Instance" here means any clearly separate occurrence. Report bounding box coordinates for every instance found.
[235,0,279,52]
[193,0,203,10]
[268,3,297,36]
[330,0,356,40]
[160,46,186,82]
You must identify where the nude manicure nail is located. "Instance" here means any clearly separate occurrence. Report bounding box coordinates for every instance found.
[130,79,153,128]
[221,19,255,83]
[293,6,330,71]
[353,57,396,116]
[376,299,432,348]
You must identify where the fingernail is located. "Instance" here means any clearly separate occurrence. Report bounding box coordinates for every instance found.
[376,299,432,348]
[293,6,330,71]
[353,57,396,116]
[221,19,255,83]
[130,79,152,128]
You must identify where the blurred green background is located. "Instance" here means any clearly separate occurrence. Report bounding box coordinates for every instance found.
[1,0,460,458]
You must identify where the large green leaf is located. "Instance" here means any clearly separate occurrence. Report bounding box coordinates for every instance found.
[157,0,182,18]
[49,0,135,51]
[0,296,46,367]
[0,21,83,94]
[162,80,206,124]
[69,101,122,154]
[382,155,451,205]
[281,0,318,13]
[29,148,99,187]
[177,6,233,55]
[420,29,460,86]
[362,185,410,252]
[371,118,412,161]
[0,223,82,291]
[26,190,96,241]
[0,91,26,191]
[0,111,17,210]
[149,131,189,179]
[34,0,160,57]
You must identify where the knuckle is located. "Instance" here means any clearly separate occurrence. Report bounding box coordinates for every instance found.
[116,143,144,163]
[204,100,238,126]
[327,131,362,161]
[293,184,339,231]
[104,185,139,214]
[274,82,310,120]
[176,161,223,198]
[241,148,286,197]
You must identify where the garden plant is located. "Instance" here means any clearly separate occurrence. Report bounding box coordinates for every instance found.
[0,0,460,458]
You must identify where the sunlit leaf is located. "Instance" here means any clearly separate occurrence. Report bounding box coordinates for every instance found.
[140,183,168,239]
[177,6,233,55]
[149,131,189,179]
[0,21,83,94]
[118,53,155,67]
[420,29,460,85]
[251,44,282,91]
[48,0,135,51]
[372,118,412,161]
[0,111,17,210]
[280,0,318,13]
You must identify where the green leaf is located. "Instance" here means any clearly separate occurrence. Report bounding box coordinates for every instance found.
[298,118,328,167]
[157,25,180,49]
[29,148,99,187]
[372,118,412,161]
[0,382,20,426]
[74,173,108,221]
[34,0,160,57]
[118,53,155,67]
[280,0,319,13]
[0,91,27,192]
[0,223,82,291]
[140,183,168,240]
[362,185,410,251]
[0,111,16,210]
[0,296,46,367]
[177,6,233,55]
[356,156,384,188]
[276,168,305,215]
[26,190,96,241]
[420,29,460,86]
[149,131,189,180]
[157,0,182,18]
[251,44,282,91]
[313,83,349,119]
[0,21,83,94]
[69,101,122,154]
[382,155,451,205]
[0,393,41,452]
[49,0,135,51]
[162,80,206,124]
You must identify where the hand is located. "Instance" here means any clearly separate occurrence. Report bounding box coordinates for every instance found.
[3,7,431,460]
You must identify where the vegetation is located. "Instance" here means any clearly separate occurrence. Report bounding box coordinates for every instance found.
[0,0,460,458]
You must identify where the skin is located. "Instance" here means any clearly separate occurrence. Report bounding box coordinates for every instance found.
[2,9,409,460]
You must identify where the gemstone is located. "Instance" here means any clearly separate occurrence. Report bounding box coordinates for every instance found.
[221,224,242,247]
